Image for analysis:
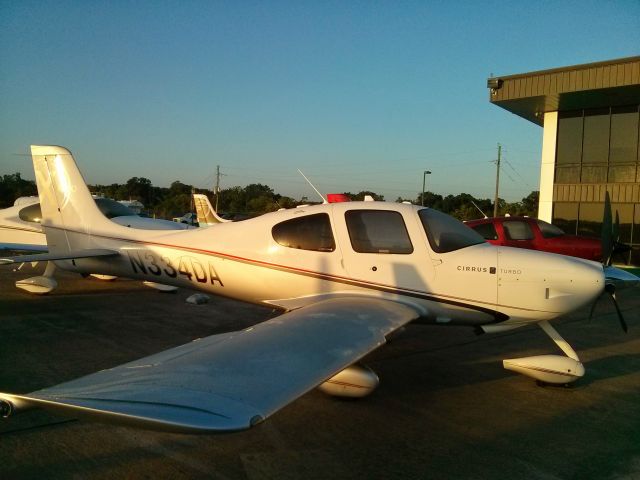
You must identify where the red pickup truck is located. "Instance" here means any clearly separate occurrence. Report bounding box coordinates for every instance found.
[464,216,602,262]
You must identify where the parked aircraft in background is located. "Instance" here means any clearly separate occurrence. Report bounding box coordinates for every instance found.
[193,193,231,226]
[0,145,637,434]
[0,196,46,252]
[0,195,191,293]
[172,212,198,226]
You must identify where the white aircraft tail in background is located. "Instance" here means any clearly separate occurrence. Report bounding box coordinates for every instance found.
[193,193,230,225]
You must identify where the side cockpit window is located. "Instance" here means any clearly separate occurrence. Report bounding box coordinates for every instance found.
[272,213,335,252]
[18,203,43,223]
[345,210,413,254]
[419,208,485,253]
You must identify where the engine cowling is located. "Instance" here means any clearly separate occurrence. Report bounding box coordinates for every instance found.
[503,354,584,384]
[318,364,379,398]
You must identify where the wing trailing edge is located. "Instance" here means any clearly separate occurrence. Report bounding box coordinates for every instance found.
[0,249,118,265]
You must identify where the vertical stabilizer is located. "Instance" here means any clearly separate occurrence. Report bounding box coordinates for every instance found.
[193,193,230,225]
[30,145,115,253]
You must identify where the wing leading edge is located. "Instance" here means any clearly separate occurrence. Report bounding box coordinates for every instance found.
[0,297,419,433]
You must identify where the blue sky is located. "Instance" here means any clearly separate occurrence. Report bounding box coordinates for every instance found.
[1,1,638,202]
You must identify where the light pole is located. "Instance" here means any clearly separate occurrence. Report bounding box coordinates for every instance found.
[421,170,431,206]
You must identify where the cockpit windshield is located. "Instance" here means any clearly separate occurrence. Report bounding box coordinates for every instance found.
[419,208,485,253]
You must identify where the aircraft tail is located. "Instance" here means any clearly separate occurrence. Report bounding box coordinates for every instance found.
[193,193,230,225]
[31,145,117,254]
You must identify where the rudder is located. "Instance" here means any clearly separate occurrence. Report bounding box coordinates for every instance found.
[31,145,116,254]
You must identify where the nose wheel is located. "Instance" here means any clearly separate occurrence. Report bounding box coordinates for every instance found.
[503,321,584,385]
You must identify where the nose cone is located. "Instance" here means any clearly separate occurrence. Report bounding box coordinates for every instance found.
[497,247,604,322]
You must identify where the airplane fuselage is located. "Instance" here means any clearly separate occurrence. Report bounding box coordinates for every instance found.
[46,201,604,328]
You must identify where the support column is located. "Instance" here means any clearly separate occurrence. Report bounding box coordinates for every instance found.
[538,111,558,222]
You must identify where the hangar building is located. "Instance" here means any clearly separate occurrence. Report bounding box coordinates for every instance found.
[488,56,640,266]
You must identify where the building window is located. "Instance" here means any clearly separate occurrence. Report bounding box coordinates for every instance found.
[556,111,583,165]
[608,165,637,183]
[553,203,579,235]
[581,165,607,183]
[577,203,604,238]
[610,106,639,164]
[582,108,610,165]
[632,205,640,266]
[345,210,413,254]
[555,105,640,185]
[556,166,581,183]
[553,104,639,266]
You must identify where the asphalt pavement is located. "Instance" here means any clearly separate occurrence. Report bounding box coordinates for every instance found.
[1,263,639,479]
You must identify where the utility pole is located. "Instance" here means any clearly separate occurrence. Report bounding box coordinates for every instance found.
[421,170,432,206]
[214,165,221,212]
[493,143,501,217]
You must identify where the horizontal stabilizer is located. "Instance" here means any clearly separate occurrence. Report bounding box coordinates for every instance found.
[0,297,419,433]
[0,248,118,265]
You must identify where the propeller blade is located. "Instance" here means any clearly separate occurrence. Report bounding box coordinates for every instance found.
[608,290,628,333]
[601,191,613,266]
[610,210,621,266]
[604,283,628,333]
[588,295,599,321]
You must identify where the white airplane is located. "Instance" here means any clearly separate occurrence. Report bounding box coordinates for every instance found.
[0,196,48,252]
[0,145,635,434]
[0,192,192,293]
[193,193,231,226]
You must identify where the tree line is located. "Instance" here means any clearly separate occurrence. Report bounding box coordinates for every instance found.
[0,172,539,221]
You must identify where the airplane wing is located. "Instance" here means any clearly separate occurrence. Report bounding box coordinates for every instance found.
[0,297,419,433]
[0,248,118,265]
[0,243,48,253]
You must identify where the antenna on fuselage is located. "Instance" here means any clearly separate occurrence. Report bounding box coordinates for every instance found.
[470,200,488,219]
[297,169,327,204]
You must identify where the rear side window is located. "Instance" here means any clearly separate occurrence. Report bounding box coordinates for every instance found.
[345,210,413,254]
[470,222,498,240]
[272,213,335,252]
[19,203,43,223]
[503,220,534,240]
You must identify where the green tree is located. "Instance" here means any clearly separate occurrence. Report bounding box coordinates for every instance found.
[0,173,37,208]
[342,191,384,201]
